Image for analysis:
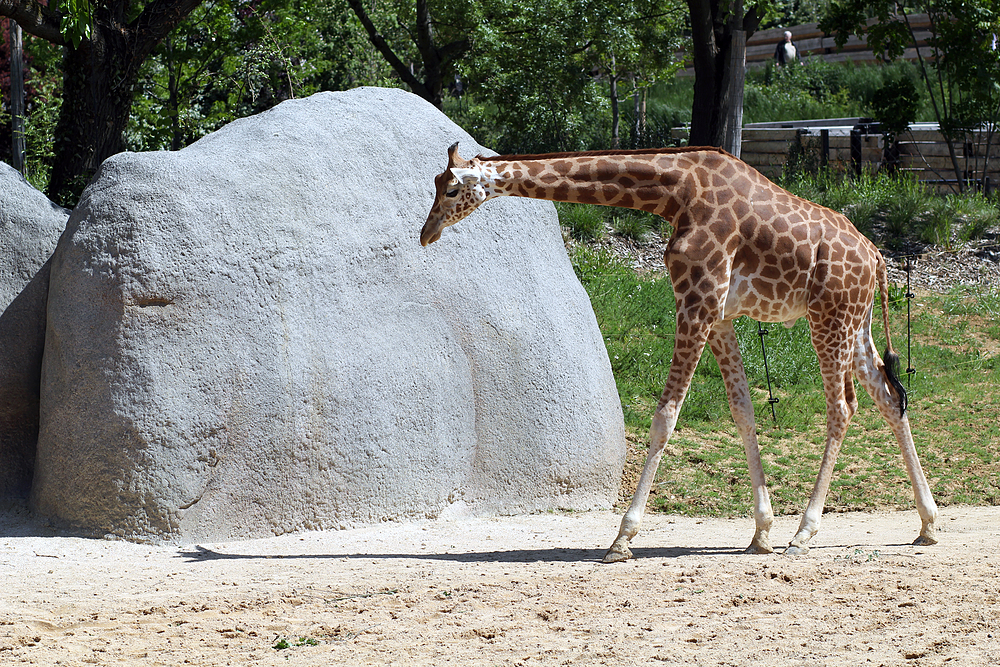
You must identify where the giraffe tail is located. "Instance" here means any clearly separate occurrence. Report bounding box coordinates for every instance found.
[877,251,907,416]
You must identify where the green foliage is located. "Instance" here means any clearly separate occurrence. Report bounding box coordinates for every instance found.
[611,211,655,243]
[744,59,933,125]
[459,1,611,153]
[558,202,670,245]
[870,73,920,139]
[272,636,319,650]
[1,34,62,191]
[454,0,686,153]
[18,76,60,191]
[128,0,395,152]
[57,0,94,48]
[949,193,1000,242]
[881,175,931,240]
[821,0,1000,187]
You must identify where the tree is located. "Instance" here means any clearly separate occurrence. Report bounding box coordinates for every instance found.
[0,0,205,205]
[341,0,686,154]
[128,0,401,152]
[821,0,1000,192]
[582,0,686,148]
[687,0,767,150]
[463,0,608,153]
[345,0,470,110]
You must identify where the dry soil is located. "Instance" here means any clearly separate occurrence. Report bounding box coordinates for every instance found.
[2,503,998,666]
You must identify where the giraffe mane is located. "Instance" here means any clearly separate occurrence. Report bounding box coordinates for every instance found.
[477,146,732,163]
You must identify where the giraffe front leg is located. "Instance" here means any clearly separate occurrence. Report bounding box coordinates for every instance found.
[604,326,709,563]
[604,408,675,563]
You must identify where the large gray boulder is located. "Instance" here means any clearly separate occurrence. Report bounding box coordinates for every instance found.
[1,164,69,499]
[32,87,625,542]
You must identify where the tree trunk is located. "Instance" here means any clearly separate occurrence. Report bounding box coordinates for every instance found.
[35,0,204,206]
[9,19,25,173]
[49,26,138,205]
[632,81,647,149]
[687,0,760,149]
[723,28,746,157]
[609,53,620,149]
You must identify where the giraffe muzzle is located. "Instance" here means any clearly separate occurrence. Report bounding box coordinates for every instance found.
[420,222,442,246]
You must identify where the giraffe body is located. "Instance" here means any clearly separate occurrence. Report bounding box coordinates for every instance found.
[421,144,938,561]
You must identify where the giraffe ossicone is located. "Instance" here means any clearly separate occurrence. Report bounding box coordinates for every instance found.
[421,143,939,562]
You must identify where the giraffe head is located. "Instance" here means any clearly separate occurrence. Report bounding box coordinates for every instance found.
[420,142,489,246]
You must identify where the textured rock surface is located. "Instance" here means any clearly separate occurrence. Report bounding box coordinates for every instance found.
[0,164,68,499]
[32,87,625,542]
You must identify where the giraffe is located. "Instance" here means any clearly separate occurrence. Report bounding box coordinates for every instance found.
[420,143,939,563]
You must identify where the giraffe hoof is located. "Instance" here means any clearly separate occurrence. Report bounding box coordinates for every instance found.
[912,534,938,547]
[745,541,774,555]
[602,546,633,564]
[784,544,809,556]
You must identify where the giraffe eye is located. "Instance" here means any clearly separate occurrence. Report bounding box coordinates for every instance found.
[446,188,459,198]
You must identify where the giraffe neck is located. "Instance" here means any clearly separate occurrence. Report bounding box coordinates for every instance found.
[476,150,710,217]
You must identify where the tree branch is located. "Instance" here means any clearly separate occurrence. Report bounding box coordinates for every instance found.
[131,0,205,62]
[346,0,432,101]
[0,0,65,45]
[437,37,469,63]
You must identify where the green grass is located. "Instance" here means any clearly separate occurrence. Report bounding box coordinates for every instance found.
[777,169,1000,247]
[556,202,606,242]
[567,245,1000,518]
[557,202,671,246]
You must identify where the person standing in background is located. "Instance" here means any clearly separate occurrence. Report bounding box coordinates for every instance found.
[774,30,798,65]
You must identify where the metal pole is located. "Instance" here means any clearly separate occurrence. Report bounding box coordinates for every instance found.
[756,321,779,423]
[905,257,915,388]
[10,20,26,174]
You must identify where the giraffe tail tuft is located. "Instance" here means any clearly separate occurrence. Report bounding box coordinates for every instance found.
[882,347,907,417]
[876,250,907,417]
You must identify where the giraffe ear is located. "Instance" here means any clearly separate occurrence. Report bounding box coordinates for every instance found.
[450,167,480,185]
[447,142,463,169]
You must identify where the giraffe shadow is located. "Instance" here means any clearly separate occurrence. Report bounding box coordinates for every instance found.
[178,544,745,564]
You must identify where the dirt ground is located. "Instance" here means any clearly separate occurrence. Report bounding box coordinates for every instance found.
[2,503,998,666]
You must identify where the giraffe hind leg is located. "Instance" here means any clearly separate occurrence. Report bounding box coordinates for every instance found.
[854,326,938,545]
[707,321,775,554]
[786,327,856,556]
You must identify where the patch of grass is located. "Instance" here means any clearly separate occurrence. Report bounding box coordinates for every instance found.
[946,192,1000,242]
[573,248,1000,518]
[556,202,605,242]
[557,203,670,245]
[273,636,320,650]
[611,210,655,243]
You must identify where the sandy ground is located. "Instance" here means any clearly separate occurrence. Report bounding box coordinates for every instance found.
[2,503,998,666]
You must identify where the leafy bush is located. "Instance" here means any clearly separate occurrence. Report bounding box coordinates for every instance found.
[742,60,935,126]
